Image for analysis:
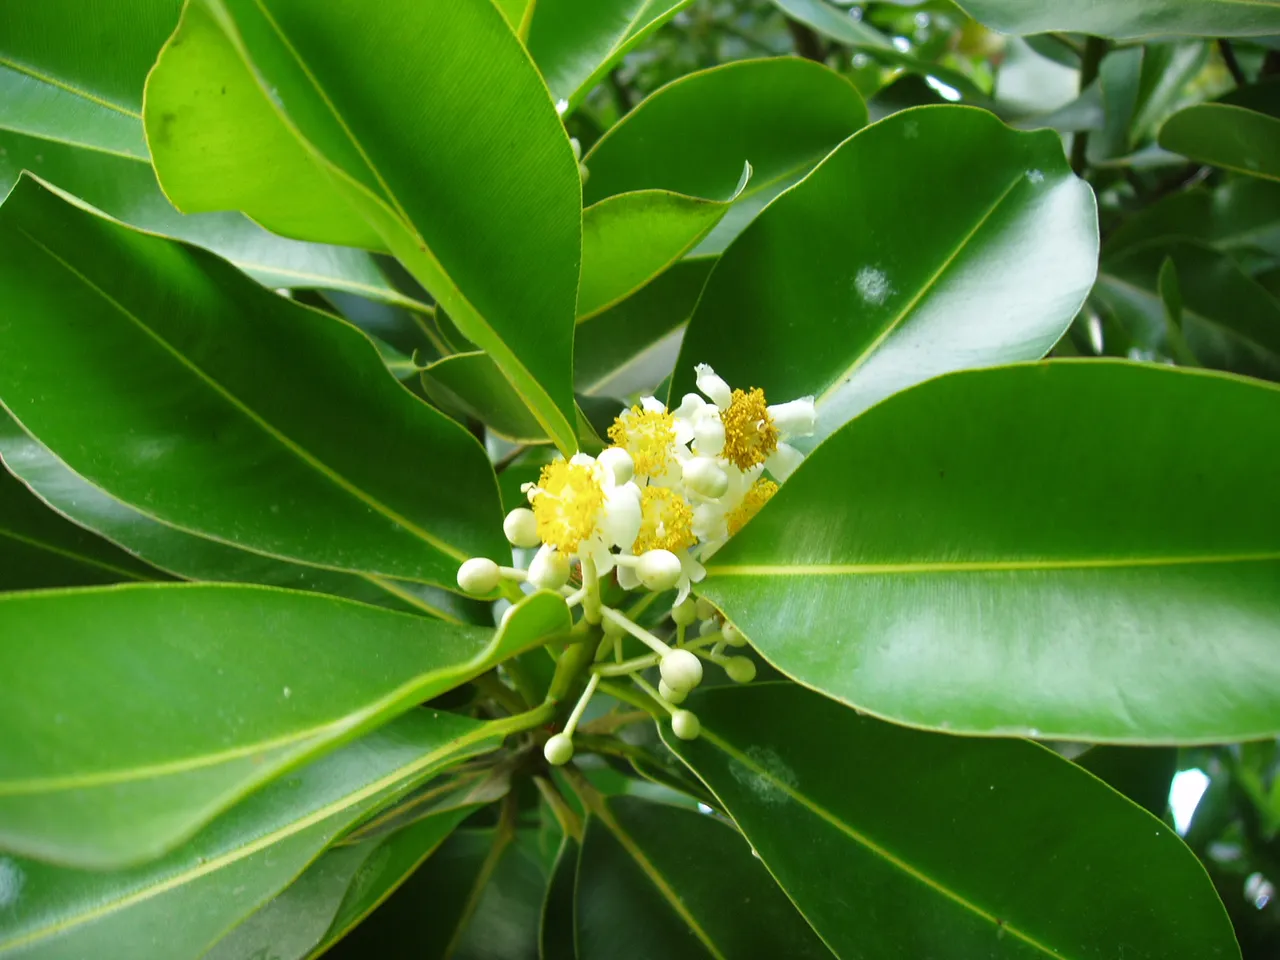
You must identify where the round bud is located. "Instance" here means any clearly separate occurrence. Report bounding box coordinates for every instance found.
[457,557,500,595]
[658,680,687,705]
[660,648,703,694]
[671,598,698,627]
[503,508,540,548]
[598,446,635,485]
[543,733,574,766]
[682,456,729,499]
[721,622,747,647]
[724,656,756,684]
[695,597,717,620]
[637,549,682,592]
[528,545,571,590]
[671,710,701,741]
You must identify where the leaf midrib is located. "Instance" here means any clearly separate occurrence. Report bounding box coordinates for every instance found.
[707,552,1280,577]
[0,55,141,119]
[13,224,466,565]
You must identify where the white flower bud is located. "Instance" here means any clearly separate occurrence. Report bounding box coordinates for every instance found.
[555,98,569,115]
[598,446,635,485]
[682,456,729,499]
[721,622,747,646]
[457,557,500,595]
[724,656,756,683]
[601,483,642,548]
[544,733,574,765]
[569,137,582,162]
[695,363,733,409]
[658,679,687,704]
[528,545,571,590]
[671,709,701,740]
[503,508,540,548]
[768,397,816,437]
[660,648,703,693]
[637,549,682,592]
[671,598,698,627]
[695,597,717,620]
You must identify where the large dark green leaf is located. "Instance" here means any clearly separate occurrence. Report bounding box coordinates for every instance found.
[0,467,165,591]
[0,178,504,587]
[1076,746,1177,818]
[0,710,499,960]
[699,362,1280,743]
[0,584,567,866]
[422,353,549,445]
[1160,84,1280,183]
[664,684,1238,960]
[0,415,487,623]
[526,0,695,108]
[583,58,868,258]
[146,0,581,452]
[954,0,1280,38]
[575,795,832,960]
[540,837,579,960]
[673,107,1097,444]
[0,1,414,306]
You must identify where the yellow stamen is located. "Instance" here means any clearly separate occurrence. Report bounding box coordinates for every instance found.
[633,486,696,554]
[726,479,778,537]
[720,388,778,471]
[529,460,604,553]
[607,407,677,478]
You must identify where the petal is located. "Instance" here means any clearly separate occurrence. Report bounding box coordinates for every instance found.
[640,396,667,414]
[693,415,725,456]
[601,484,642,548]
[695,364,732,409]
[768,397,816,437]
[766,442,805,482]
[617,562,640,590]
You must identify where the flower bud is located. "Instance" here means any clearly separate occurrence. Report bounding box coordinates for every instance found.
[721,622,747,646]
[724,656,756,684]
[569,137,582,162]
[682,456,729,499]
[637,549,682,592]
[544,733,574,765]
[598,446,635,485]
[660,648,703,693]
[695,364,732,409]
[658,680,687,704]
[528,545,571,590]
[457,557,500,595]
[671,709,701,740]
[503,508,540,548]
[695,597,717,620]
[671,598,698,627]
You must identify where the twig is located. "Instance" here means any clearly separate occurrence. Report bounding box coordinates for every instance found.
[1219,39,1248,88]
[1070,36,1108,175]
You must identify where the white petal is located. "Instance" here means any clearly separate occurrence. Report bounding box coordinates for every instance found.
[640,396,666,414]
[765,442,805,482]
[692,415,725,456]
[682,456,729,499]
[768,397,816,438]
[569,452,596,467]
[674,392,706,420]
[616,561,640,590]
[600,483,642,548]
[695,364,732,409]
[682,553,707,583]
[692,501,728,543]
[597,446,635,485]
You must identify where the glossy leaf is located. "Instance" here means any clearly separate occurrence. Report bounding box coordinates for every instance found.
[0,2,414,306]
[0,178,505,587]
[1095,239,1280,379]
[576,257,714,397]
[665,684,1237,960]
[954,0,1280,38]
[526,0,696,108]
[673,107,1098,445]
[1160,85,1280,182]
[0,583,568,866]
[422,353,549,444]
[700,362,1280,743]
[0,415,487,623]
[0,467,165,591]
[1076,746,1177,818]
[146,0,581,452]
[575,794,832,960]
[0,709,498,960]
[583,58,868,258]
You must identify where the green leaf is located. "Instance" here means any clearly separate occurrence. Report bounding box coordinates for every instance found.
[539,838,579,960]
[700,361,1280,743]
[0,415,488,623]
[953,0,1280,38]
[0,709,500,960]
[578,171,748,322]
[664,684,1238,960]
[207,799,477,960]
[526,0,696,108]
[1159,84,1280,182]
[0,177,505,587]
[1076,746,1177,818]
[0,466,166,591]
[575,258,714,398]
[673,107,1098,445]
[583,58,868,258]
[0,1,415,307]
[421,353,550,445]
[1095,239,1280,379]
[0,583,568,867]
[323,826,547,959]
[574,794,832,960]
[146,0,581,453]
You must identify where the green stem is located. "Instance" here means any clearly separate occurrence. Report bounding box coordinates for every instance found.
[1070,36,1107,175]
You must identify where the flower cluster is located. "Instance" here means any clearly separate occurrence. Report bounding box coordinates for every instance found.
[455,364,815,764]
